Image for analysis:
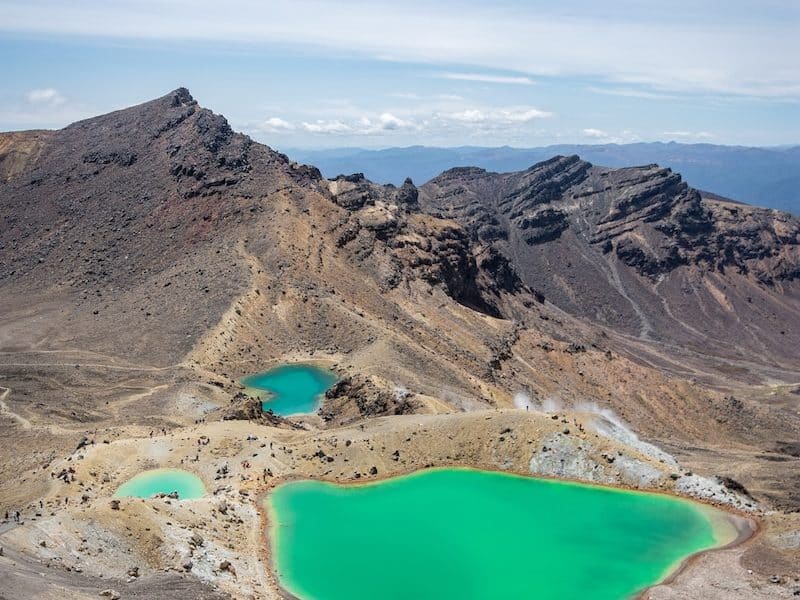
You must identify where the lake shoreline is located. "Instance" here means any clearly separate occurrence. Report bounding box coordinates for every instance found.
[257,465,759,600]
[240,361,338,417]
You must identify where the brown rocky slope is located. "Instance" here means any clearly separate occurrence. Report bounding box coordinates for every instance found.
[419,156,800,384]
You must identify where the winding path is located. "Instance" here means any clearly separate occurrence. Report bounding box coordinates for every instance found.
[0,385,31,430]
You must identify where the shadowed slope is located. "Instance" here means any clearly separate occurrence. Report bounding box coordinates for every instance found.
[420,156,800,380]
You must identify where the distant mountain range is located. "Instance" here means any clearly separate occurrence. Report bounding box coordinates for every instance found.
[285,143,800,214]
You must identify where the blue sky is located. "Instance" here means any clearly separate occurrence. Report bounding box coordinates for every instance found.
[1,0,798,149]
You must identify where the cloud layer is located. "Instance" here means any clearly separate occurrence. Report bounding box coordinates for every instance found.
[2,0,798,99]
[251,105,552,138]
[26,88,66,105]
[441,73,535,86]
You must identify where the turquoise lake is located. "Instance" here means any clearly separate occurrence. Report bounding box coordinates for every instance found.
[267,468,738,600]
[114,468,206,499]
[242,363,337,416]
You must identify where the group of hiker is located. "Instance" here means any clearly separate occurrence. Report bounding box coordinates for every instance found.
[3,510,21,524]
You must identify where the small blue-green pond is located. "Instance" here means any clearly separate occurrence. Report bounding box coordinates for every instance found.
[114,468,206,499]
[242,363,337,416]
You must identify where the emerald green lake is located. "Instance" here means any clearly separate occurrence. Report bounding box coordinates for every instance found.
[114,468,206,499]
[242,363,337,416]
[267,468,737,600]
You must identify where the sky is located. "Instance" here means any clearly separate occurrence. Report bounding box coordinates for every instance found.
[1,0,799,149]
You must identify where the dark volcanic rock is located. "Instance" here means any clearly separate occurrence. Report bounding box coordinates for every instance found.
[326,173,524,317]
[420,154,800,365]
[218,393,286,427]
[320,375,419,426]
[517,207,570,244]
[396,177,420,209]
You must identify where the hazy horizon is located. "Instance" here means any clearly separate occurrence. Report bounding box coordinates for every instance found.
[279,141,800,152]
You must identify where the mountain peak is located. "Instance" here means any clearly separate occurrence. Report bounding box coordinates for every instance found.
[168,87,195,106]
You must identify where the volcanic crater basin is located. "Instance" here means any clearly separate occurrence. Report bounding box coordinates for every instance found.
[241,363,338,416]
[266,468,743,600]
[114,468,206,499]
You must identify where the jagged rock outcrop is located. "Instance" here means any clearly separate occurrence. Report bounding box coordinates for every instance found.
[217,393,287,426]
[319,375,419,426]
[326,172,524,317]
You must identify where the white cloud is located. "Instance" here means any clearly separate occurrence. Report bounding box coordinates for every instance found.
[249,103,553,140]
[447,106,552,124]
[297,112,419,136]
[583,128,609,139]
[375,112,411,131]
[388,92,422,100]
[0,88,93,129]
[2,1,798,99]
[300,119,351,134]
[587,86,678,100]
[26,88,66,106]
[663,130,715,140]
[619,129,641,142]
[255,117,294,133]
[577,128,642,144]
[435,94,464,101]
[440,72,535,85]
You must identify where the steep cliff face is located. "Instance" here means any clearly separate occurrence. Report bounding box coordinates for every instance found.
[420,156,800,370]
[325,172,524,318]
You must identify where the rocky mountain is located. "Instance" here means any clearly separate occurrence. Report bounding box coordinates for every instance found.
[0,89,525,365]
[1,90,799,599]
[287,143,800,214]
[419,155,800,381]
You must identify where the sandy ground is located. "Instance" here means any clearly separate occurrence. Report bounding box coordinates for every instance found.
[3,406,792,600]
